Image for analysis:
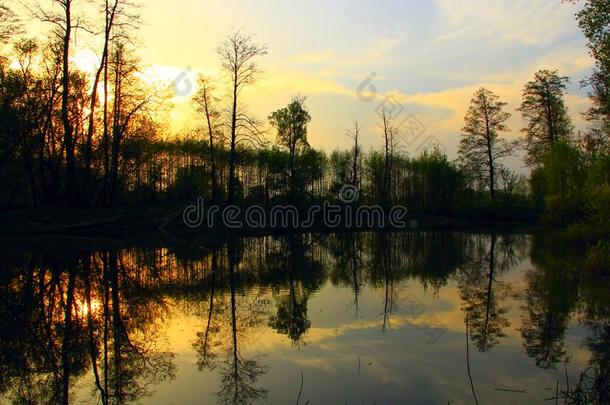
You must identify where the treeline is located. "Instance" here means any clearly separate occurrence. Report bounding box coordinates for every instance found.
[0,1,608,227]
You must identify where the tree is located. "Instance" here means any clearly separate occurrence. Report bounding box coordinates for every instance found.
[217,31,267,203]
[83,0,139,203]
[518,69,574,166]
[570,0,610,155]
[409,149,464,213]
[40,0,77,206]
[268,95,311,199]
[497,165,527,204]
[0,4,20,44]
[347,120,362,188]
[379,107,397,206]
[328,150,351,193]
[458,87,514,202]
[540,142,585,223]
[106,42,154,206]
[193,75,222,201]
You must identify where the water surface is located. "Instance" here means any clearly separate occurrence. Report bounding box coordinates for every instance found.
[0,231,607,404]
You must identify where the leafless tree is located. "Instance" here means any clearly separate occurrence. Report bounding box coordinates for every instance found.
[84,0,140,200]
[0,4,21,43]
[217,31,267,202]
[379,108,397,206]
[347,120,362,188]
[193,75,222,201]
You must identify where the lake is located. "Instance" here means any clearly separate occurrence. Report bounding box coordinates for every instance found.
[0,231,607,404]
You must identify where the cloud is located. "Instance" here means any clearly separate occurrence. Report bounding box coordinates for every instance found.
[131,0,593,172]
[433,0,580,46]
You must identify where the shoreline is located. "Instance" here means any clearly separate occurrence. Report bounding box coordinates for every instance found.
[0,205,546,250]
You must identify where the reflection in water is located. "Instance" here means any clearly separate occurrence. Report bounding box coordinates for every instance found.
[457,234,518,352]
[267,235,316,346]
[0,231,608,404]
[521,235,580,369]
[0,251,176,405]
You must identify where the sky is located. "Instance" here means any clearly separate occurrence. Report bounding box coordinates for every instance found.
[11,0,596,172]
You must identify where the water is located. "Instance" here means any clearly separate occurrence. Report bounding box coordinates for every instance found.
[0,231,607,404]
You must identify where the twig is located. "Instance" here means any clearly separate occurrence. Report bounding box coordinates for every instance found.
[466,314,480,405]
[564,360,569,392]
[494,388,527,393]
[296,371,304,405]
[555,379,559,405]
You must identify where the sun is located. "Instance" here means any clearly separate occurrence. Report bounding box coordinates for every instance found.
[72,49,101,74]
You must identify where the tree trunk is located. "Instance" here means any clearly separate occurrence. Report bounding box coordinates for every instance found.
[203,90,219,202]
[228,77,238,203]
[61,1,75,207]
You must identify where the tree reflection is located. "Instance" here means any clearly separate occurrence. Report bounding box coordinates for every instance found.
[0,250,176,404]
[217,243,268,404]
[1,230,606,403]
[457,234,518,352]
[563,257,610,404]
[193,248,221,370]
[327,232,363,318]
[268,235,316,346]
[568,324,610,404]
[192,242,270,405]
[520,234,580,369]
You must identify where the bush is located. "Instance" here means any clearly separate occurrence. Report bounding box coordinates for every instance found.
[584,241,610,275]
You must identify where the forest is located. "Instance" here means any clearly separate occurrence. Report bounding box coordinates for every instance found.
[1,2,610,404]
[0,0,608,238]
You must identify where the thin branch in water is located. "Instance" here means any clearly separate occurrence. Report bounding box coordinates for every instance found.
[296,371,304,405]
[466,314,480,405]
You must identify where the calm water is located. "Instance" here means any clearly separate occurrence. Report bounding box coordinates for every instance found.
[0,231,608,404]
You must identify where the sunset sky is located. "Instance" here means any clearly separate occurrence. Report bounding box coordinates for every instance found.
[13,0,596,171]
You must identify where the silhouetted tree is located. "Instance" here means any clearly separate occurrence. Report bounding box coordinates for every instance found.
[193,75,222,201]
[217,31,267,203]
[518,69,573,166]
[347,120,362,188]
[269,96,311,200]
[458,87,514,202]
[84,0,140,203]
[379,107,397,206]
[0,4,20,43]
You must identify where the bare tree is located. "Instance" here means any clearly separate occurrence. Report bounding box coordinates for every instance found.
[84,0,140,201]
[193,75,222,202]
[217,31,267,203]
[34,0,78,205]
[0,4,21,43]
[347,120,362,188]
[379,108,397,206]
[106,41,153,205]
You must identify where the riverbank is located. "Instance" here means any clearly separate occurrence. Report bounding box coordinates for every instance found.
[0,204,544,248]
